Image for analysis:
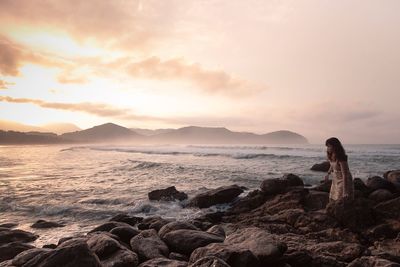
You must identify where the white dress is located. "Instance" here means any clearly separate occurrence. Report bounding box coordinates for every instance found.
[329,160,354,201]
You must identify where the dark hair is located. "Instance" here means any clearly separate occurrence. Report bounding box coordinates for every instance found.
[325,137,348,162]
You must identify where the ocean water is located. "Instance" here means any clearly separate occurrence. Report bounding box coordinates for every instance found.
[0,143,399,246]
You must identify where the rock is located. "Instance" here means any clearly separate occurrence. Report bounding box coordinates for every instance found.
[0,242,35,262]
[223,227,287,265]
[386,170,400,192]
[42,244,57,249]
[89,221,131,234]
[148,186,188,201]
[0,229,38,245]
[101,248,139,267]
[369,189,394,202]
[28,239,102,267]
[260,178,288,195]
[130,229,169,261]
[189,185,243,208]
[374,197,400,219]
[31,220,65,229]
[109,214,143,226]
[87,233,123,259]
[303,190,329,211]
[282,173,304,187]
[370,238,400,263]
[110,226,140,245]
[138,257,188,267]
[169,252,188,262]
[0,224,18,229]
[366,176,397,193]
[326,198,376,231]
[11,248,51,266]
[367,220,400,240]
[158,222,199,239]
[305,241,365,263]
[314,180,332,193]
[227,190,267,214]
[348,256,400,267]
[189,256,230,267]
[310,161,330,172]
[282,250,313,267]
[138,217,172,231]
[206,225,225,237]
[189,243,259,267]
[353,178,370,196]
[163,229,224,255]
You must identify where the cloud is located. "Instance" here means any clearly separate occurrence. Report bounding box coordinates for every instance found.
[0,96,154,121]
[126,56,262,95]
[0,80,12,89]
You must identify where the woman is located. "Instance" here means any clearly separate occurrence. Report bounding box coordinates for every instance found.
[324,137,354,202]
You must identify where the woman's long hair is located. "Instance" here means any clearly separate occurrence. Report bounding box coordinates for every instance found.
[325,137,348,162]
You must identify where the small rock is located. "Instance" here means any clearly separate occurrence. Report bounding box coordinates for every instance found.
[158,221,199,239]
[110,226,140,245]
[31,220,65,229]
[130,229,169,261]
[0,229,38,245]
[148,186,188,201]
[138,217,172,232]
[310,161,330,172]
[109,214,143,226]
[89,221,131,234]
[189,185,243,208]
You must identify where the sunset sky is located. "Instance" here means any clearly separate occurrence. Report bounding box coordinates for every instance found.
[0,0,399,144]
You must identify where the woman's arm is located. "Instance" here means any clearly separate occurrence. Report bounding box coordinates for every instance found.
[339,161,351,198]
[324,162,333,181]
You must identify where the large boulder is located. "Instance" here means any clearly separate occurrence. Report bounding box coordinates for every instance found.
[148,187,188,201]
[0,229,38,245]
[310,161,330,172]
[374,196,400,220]
[189,185,243,208]
[31,220,65,229]
[130,229,169,261]
[158,222,199,239]
[260,178,288,195]
[87,233,123,260]
[163,230,224,255]
[366,176,397,193]
[282,173,304,187]
[11,248,51,266]
[101,248,139,267]
[0,242,35,262]
[138,257,188,267]
[110,226,140,245]
[326,198,376,231]
[368,189,394,202]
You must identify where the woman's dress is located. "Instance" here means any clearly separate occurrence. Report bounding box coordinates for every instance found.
[329,160,354,201]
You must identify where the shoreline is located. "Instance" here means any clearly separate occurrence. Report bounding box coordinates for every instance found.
[1,171,399,267]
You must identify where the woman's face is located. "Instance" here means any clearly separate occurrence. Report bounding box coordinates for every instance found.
[326,144,335,160]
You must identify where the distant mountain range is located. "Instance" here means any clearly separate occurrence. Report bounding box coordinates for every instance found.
[0,122,308,144]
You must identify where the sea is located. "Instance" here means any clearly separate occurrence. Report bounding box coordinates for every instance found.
[0,143,399,246]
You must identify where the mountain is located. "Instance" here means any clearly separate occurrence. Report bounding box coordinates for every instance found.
[0,120,45,132]
[41,123,81,134]
[130,128,175,136]
[149,126,308,144]
[61,123,142,142]
[0,130,64,144]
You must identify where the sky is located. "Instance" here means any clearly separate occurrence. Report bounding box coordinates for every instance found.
[0,0,399,144]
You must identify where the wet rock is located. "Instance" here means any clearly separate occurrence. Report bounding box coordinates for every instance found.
[89,221,131,234]
[348,256,400,267]
[366,176,397,193]
[303,190,329,211]
[11,248,51,266]
[189,256,230,267]
[385,170,400,183]
[311,161,330,172]
[42,244,57,249]
[206,225,225,238]
[14,239,101,267]
[227,190,267,214]
[163,229,224,255]
[0,229,38,245]
[326,198,376,231]
[101,248,139,267]
[260,178,288,195]
[87,233,123,259]
[138,257,188,267]
[110,226,140,245]
[169,252,188,262]
[31,220,65,229]
[130,229,169,261]
[109,214,143,227]
[0,224,18,229]
[189,185,243,208]
[148,186,188,201]
[138,217,172,232]
[374,197,400,220]
[369,189,394,202]
[0,242,35,262]
[282,173,304,187]
[158,222,199,239]
[189,243,258,267]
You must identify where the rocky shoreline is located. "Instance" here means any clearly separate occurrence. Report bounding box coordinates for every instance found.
[1,169,399,267]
